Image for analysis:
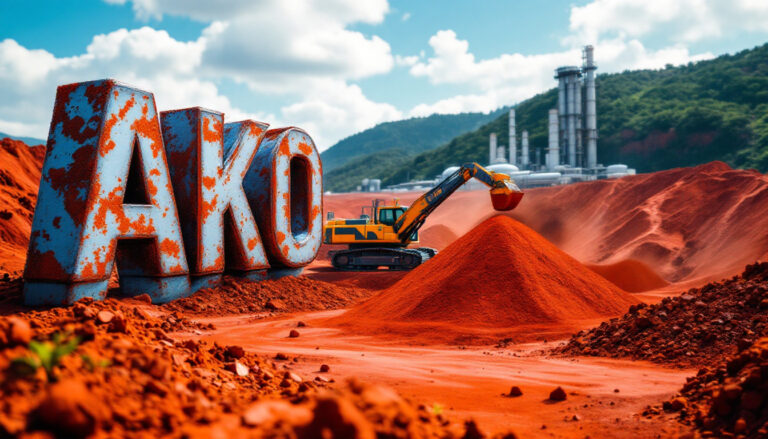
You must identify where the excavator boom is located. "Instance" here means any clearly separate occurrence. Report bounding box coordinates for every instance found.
[393,163,523,243]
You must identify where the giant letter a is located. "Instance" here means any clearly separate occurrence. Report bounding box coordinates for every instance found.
[24,79,190,305]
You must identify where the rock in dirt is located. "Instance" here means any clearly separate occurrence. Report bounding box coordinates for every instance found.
[34,380,104,438]
[549,387,567,401]
[96,310,114,324]
[320,364,330,373]
[507,386,523,397]
[289,329,300,338]
[673,337,768,438]
[6,317,31,346]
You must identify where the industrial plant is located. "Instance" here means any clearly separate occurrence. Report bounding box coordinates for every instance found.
[359,45,635,193]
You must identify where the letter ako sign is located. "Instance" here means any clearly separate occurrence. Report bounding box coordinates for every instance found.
[23,79,322,306]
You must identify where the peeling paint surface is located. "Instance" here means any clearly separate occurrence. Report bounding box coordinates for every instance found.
[162,108,271,276]
[244,128,323,268]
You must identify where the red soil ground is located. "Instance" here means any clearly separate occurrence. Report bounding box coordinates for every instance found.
[586,259,669,292]
[329,216,638,344]
[0,138,45,274]
[1,138,762,437]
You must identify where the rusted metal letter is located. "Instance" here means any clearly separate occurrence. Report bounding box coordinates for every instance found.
[23,79,190,305]
[161,108,270,289]
[244,128,322,276]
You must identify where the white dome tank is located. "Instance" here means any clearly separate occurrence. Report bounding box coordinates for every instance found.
[441,166,461,181]
[606,164,629,174]
[487,163,520,174]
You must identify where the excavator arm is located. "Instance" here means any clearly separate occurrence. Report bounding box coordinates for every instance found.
[393,162,523,243]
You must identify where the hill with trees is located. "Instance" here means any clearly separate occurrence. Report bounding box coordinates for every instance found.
[325,42,768,192]
[320,110,504,172]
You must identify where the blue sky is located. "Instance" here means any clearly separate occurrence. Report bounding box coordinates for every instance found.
[1,0,768,150]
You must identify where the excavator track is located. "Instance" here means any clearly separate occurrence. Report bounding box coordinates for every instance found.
[330,247,436,271]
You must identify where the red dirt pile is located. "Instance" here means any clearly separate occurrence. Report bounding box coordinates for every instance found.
[330,216,637,344]
[413,224,459,251]
[669,337,768,438]
[164,275,375,317]
[0,287,501,438]
[556,262,768,367]
[0,138,45,274]
[586,259,669,292]
[510,162,768,284]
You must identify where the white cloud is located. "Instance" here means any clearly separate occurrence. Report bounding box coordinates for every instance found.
[0,0,401,150]
[404,23,715,116]
[567,0,768,45]
[401,12,411,21]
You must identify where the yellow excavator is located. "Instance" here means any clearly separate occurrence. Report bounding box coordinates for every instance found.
[323,162,524,270]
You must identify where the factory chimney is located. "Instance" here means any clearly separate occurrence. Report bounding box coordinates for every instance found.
[521,130,529,168]
[489,132,497,164]
[583,45,598,169]
[508,109,516,165]
[547,109,559,170]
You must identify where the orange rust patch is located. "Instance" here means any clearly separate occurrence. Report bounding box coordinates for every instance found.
[201,194,218,221]
[278,137,291,156]
[247,237,259,251]
[298,141,313,156]
[202,175,216,191]
[202,117,222,143]
[275,231,286,244]
[130,104,164,159]
[159,238,181,259]
[146,178,158,197]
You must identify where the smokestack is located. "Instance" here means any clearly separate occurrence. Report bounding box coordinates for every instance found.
[583,45,598,169]
[557,73,567,166]
[489,132,497,164]
[521,130,529,168]
[547,109,559,170]
[508,109,516,165]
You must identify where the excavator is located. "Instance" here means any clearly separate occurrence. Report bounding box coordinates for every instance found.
[323,162,524,270]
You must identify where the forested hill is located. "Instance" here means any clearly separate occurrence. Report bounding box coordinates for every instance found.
[320,110,504,172]
[325,42,768,192]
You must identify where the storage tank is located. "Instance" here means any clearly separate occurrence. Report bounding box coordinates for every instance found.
[606,164,628,174]
[487,163,520,175]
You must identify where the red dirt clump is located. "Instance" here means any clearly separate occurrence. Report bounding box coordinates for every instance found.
[671,337,768,438]
[330,216,637,344]
[586,259,669,292]
[0,138,45,274]
[0,285,496,437]
[556,262,768,367]
[163,275,375,317]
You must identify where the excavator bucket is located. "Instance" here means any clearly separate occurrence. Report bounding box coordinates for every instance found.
[491,190,524,211]
[489,178,524,211]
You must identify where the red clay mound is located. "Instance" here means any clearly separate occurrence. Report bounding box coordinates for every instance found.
[510,161,768,284]
[330,216,637,344]
[0,138,45,274]
[586,259,669,292]
[413,224,458,251]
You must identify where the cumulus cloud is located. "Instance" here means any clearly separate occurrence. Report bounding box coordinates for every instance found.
[0,0,401,149]
[0,27,268,140]
[404,6,719,116]
[567,0,768,45]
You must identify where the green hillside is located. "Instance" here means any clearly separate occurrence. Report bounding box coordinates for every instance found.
[320,110,503,172]
[326,42,768,192]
